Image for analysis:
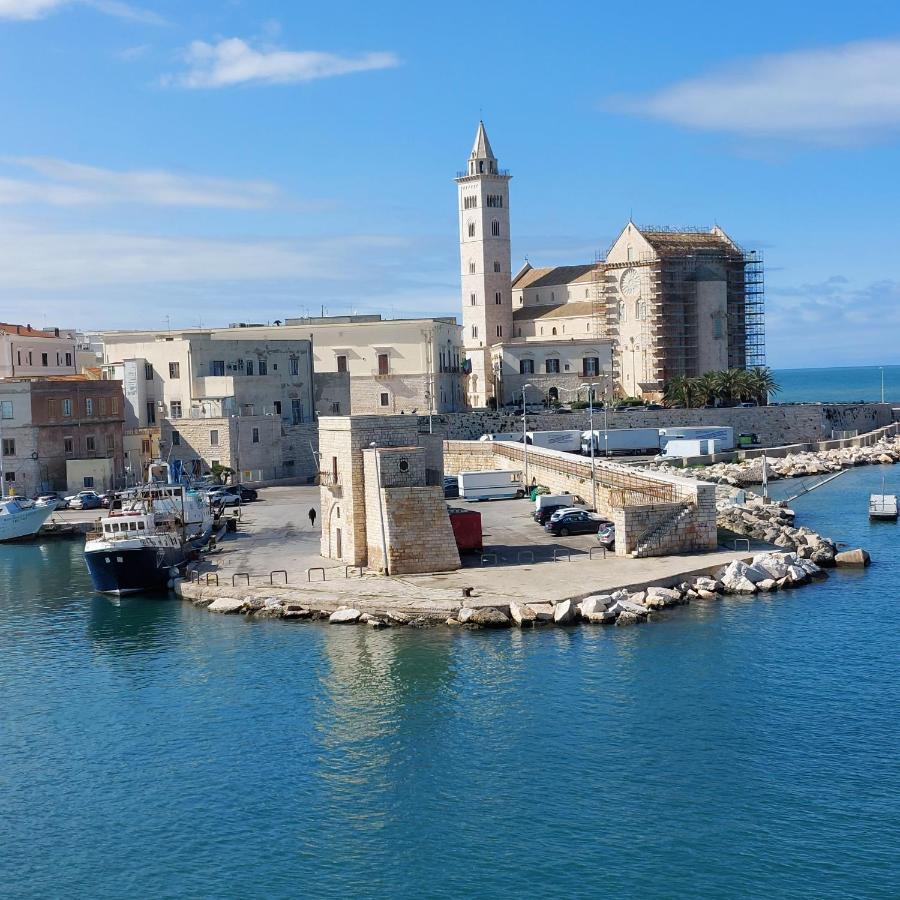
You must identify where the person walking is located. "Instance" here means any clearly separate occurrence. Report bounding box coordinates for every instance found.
[308,507,317,529]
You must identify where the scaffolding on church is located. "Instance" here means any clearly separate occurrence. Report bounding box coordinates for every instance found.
[744,250,766,368]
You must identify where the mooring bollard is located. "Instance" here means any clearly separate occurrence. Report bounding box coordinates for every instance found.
[307,567,326,582]
[270,570,288,584]
[232,573,250,586]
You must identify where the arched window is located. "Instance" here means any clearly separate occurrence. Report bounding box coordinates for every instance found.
[551,327,557,336]
[491,220,500,237]
[586,322,591,332]
[548,387,559,402]
[469,260,476,274]
[494,261,501,273]
[635,301,644,320]
[517,328,522,337]
[619,301,627,323]
[467,222,475,238]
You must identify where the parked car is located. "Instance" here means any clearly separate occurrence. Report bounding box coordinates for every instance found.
[232,484,258,502]
[533,503,571,525]
[548,506,583,522]
[99,491,118,508]
[67,491,103,510]
[34,492,61,505]
[545,510,608,537]
[645,403,664,410]
[443,476,460,499]
[597,523,616,550]
[205,487,242,508]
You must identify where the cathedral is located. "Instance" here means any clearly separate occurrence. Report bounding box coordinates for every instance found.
[456,122,765,408]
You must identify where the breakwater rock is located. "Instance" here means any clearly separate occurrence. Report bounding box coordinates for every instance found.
[716,496,837,564]
[649,435,900,487]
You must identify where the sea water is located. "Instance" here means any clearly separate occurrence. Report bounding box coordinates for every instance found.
[774,364,900,405]
[1,463,898,898]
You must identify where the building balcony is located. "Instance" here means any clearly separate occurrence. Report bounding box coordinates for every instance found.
[318,471,343,497]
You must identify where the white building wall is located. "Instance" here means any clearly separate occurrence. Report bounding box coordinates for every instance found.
[0,330,77,378]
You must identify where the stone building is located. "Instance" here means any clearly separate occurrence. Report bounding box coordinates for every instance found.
[218,315,465,416]
[456,122,765,406]
[100,329,316,482]
[318,416,458,574]
[0,375,125,495]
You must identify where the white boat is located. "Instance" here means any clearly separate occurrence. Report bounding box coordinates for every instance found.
[868,493,898,521]
[0,496,58,542]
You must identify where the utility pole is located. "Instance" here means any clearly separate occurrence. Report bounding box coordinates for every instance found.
[522,382,533,493]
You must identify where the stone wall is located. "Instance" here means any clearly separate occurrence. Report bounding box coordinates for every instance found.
[424,403,895,448]
[444,439,717,558]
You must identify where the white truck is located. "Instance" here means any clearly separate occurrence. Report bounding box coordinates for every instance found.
[535,493,576,513]
[581,428,661,456]
[458,470,525,501]
[525,430,582,453]
[657,438,726,459]
[478,432,524,442]
[659,426,735,452]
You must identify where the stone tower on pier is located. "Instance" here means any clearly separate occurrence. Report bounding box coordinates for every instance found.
[456,121,512,408]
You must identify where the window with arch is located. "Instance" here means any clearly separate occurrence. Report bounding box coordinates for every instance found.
[550,291,555,302]
[619,301,627,323]
[494,261,501,272]
[463,195,478,210]
[491,220,500,237]
[636,300,645,320]
[496,325,502,338]
[495,291,502,305]
[551,327,557,336]
[471,325,478,339]
[517,328,522,337]
[467,222,475,238]
[627,244,635,261]
[586,322,591,332]
[469,260,476,274]
[545,358,560,374]
[470,293,476,306]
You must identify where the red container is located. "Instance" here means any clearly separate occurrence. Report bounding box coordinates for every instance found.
[448,508,483,553]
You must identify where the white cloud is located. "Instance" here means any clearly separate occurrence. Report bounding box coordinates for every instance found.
[0,219,405,291]
[0,0,164,23]
[0,158,283,209]
[167,37,399,89]
[609,39,900,143]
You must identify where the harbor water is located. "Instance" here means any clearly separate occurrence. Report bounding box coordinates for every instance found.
[2,466,899,898]
[774,364,900,404]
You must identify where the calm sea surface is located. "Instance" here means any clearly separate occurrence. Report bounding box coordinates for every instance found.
[2,461,899,898]
[774,364,900,405]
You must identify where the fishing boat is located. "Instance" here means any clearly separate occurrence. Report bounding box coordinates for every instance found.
[0,495,58,542]
[83,463,214,594]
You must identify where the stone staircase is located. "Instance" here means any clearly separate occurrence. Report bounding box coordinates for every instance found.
[630,502,695,558]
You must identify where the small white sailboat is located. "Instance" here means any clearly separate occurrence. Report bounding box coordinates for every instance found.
[869,476,898,521]
[0,496,58,541]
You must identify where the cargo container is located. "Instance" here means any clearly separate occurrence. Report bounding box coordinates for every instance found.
[525,430,582,453]
[457,470,524,501]
[657,438,724,459]
[659,426,734,451]
[478,432,524,442]
[581,428,661,456]
[448,507,483,552]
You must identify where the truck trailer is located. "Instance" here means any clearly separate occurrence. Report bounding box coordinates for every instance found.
[525,430,582,453]
[581,428,661,456]
[457,470,525,501]
[659,426,735,451]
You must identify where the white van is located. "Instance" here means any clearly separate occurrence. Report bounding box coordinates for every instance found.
[534,493,576,512]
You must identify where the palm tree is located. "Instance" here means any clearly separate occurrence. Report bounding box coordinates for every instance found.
[712,369,747,406]
[695,371,720,406]
[746,366,780,405]
[664,375,700,408]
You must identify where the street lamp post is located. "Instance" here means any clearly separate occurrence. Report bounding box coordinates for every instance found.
[580,382,597,511]
[881,366,885,404]
[522,383,533,492]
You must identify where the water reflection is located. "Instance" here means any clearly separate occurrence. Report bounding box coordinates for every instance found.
[86,594,181,657]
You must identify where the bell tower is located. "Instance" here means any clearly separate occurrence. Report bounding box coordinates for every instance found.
[456,121,512,408]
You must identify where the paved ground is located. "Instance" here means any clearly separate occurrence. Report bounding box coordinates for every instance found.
[189,486,750,609]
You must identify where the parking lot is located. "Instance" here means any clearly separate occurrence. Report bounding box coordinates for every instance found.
[450,495,611,567]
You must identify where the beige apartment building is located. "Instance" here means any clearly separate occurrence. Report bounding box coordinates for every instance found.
[100,329,317,483]
[221,315,465,416]
[0,323,77,378]
[457,122,764,406]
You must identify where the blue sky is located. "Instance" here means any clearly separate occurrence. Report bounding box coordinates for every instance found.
[1,0,900,367]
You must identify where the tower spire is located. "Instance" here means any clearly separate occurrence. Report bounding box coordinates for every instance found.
[470,120,496,162]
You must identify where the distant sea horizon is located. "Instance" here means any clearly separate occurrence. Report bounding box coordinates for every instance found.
[772,364,900,405]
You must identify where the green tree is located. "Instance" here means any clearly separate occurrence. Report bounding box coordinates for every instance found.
[746,366,780,405]
[664,375,698,408]
[695,371,720,406]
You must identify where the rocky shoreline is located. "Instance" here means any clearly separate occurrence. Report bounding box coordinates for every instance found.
[649,435,900,487]
[177,545,869,630]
